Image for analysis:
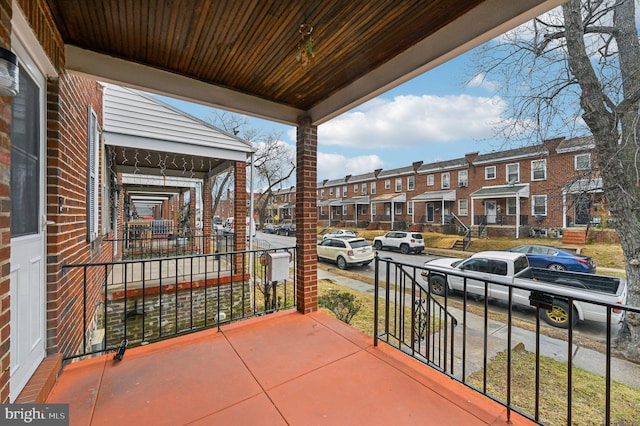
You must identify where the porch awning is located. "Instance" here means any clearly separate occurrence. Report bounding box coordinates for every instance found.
[329,198,343,207]
[104,84,254,179]
[470,184,529,199]
[565,178,603,193]
[341,196,370,205]
[411,189,456,202]
[371,193,406,203]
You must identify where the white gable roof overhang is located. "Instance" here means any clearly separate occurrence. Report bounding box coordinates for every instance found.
[371,193,406,204]
[104,84,254,179]
[411,190,457,202]
[470,184,530,199]
[341,196,370,205]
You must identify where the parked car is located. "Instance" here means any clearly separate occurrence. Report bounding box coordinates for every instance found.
[278,223,296,236]
[373,231,424,254]
[322,229,356,240]
[421,251,626,328]
[506,244,596,273]
[262,223,279,234]
[317,237,374,269]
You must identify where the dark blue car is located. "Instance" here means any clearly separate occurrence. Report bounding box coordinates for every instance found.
[506,244,596,273]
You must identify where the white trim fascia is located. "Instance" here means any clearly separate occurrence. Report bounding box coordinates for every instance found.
[556,144,596,154]
[472,149,548,166]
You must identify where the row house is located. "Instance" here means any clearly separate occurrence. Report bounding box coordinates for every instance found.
[317,137,601,238]
[265,186,296,222]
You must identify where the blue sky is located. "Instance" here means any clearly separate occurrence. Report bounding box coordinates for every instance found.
[158,48,511,182]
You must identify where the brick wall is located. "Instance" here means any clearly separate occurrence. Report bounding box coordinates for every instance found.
[0,0,11,403]
[46,75,114,359]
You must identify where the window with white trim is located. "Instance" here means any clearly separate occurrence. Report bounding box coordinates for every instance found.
[342,205,348,215]
[395,203,403,215]
[506,163,520,183]
[507,198,516,215]
[407,176,415,191]
[362,183,367,195]
[371,203,377,215]
[441,172,450,189]
[531,159,546,181]
[458,170,468,187]
[329,188,334,196]
[407,201,413,215]
[427,174,434,186]
[485,166,496,180]
[371,181,376,194]
[320,189,325,199]
[342,185,347,197]
[458,199,468,216]
[360,205,367,215]
[87,107,99,242]
[385,179,391,190]
[532,195,547,216]
[395,178,402,192]
[353,184,358,193]
[575,153,591,170]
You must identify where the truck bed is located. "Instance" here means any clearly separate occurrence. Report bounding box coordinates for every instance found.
[516,267,623,295]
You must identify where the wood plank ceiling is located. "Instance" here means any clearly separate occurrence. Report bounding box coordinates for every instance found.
[47,1,480,111]
[45,0,562,125]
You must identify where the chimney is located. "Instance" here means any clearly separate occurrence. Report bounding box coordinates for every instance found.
[465,152,479,164]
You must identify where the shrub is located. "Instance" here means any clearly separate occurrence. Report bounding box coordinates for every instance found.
[319,289,362,324]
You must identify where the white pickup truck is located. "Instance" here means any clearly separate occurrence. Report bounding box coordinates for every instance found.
[421,251,628,328]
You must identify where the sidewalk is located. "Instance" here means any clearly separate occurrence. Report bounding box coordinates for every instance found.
[318,268,640,388]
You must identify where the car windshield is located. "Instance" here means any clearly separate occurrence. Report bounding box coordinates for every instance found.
[349,239,369,248]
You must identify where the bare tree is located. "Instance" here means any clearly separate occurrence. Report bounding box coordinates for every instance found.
[252,132,296,226]
[472,0,640,360]
[205,111,295,227]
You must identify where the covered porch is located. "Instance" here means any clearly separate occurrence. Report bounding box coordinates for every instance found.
[47,309,532,425]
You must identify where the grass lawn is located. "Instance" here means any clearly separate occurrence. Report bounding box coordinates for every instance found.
[318,227,626,270]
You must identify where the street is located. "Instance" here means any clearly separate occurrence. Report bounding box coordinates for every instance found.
[257,230,619,344]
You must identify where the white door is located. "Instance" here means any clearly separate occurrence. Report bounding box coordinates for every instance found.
[485,201,497,224]
[9,47,46,402]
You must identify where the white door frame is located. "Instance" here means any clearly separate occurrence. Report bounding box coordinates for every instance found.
[9,38,47,402]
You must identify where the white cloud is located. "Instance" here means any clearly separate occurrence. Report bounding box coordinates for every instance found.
[318,153,384,180]
[466,73,499,92]
[318,94,508,149]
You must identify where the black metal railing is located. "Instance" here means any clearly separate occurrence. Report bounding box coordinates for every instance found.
[374,256,639,425]
[374,256,458,374]
[62,246,296,361]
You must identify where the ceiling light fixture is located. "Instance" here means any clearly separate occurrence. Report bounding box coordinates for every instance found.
[0,47,19,96]
[296,24,315,68]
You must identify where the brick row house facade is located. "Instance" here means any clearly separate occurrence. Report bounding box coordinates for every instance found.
[317,137,603,238]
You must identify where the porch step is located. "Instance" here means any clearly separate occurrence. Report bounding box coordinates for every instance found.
[451,240,465,251]
[15,353,62,404]
[562,229,587,245]
[366,222,379,230]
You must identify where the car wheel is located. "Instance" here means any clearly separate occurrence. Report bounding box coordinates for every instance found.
[337,256,348,270]
[429,275,447,296]
[548,263,567,271]
[400,244,409,254]
[374,241,382,250]
[541,300,577,329]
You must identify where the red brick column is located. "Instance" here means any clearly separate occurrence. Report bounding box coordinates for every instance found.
[203,177,213,253]
[234,161,247,272]
[296,117,318,313]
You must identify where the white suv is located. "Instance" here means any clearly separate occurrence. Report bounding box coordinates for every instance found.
[373,231,424,254]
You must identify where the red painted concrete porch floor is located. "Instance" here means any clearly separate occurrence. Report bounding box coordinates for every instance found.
[47,309,536,426]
